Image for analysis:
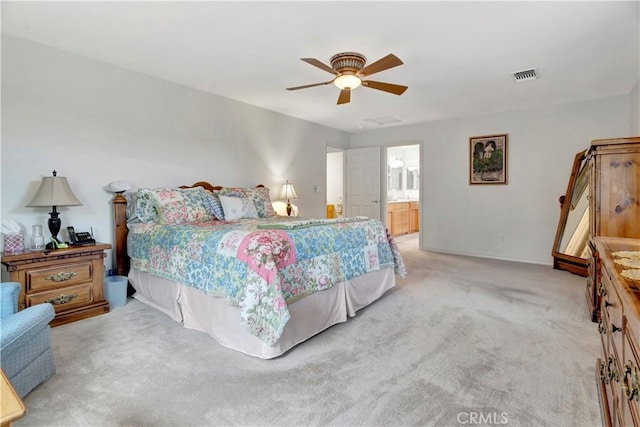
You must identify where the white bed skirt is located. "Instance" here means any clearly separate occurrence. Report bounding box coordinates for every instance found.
[128,268,396,359]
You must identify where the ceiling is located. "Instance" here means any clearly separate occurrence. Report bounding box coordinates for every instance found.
[2,1,639,133]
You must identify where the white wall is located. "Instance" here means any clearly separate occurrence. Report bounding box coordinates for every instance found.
[1,36,349,269]
[350,95,631,265]
[631,80,639,135]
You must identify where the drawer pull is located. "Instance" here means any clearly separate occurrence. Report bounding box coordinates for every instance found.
[600,360,608,384]
[608,356,620,383]
[612,323,622,333]
[598,321,606,335]
[623,361,640,401]
[45,271,76,282]
[44,293,77,305]
[598,283,608,297]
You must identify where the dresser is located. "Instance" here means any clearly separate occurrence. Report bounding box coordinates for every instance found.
[1,243,111,326]
[594,237,640,427]
[587,137,640,322]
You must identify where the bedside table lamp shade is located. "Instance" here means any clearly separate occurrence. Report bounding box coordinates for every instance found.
[26,171,82,246]
[279,181,298,216]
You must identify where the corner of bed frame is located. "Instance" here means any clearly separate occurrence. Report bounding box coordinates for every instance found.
[113,192,129,276]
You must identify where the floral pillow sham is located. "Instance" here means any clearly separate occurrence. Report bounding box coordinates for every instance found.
[135,187,214,224]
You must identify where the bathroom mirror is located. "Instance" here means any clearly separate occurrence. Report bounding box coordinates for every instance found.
[407,167,419,190]
[552,149,589,276]
[389,166,403,191]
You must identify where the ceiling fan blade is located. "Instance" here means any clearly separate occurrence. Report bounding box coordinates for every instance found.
[358,54,404,77]
[337,89,351,105]
[301,58,339,75]
[362,80,408,95]
[286,80,334,91]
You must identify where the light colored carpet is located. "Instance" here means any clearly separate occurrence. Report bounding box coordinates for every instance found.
[16,234,602,427]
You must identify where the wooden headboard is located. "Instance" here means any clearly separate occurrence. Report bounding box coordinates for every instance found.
[179,181,223,192]
[112,182,265,276]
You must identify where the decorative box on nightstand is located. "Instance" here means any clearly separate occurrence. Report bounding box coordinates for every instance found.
[1,243,111,326]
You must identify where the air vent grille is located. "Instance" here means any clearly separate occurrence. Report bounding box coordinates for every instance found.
[512,68,538,82]
[364,116,403,125]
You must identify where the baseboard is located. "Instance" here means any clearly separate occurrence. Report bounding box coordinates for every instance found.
[419,245,551,267]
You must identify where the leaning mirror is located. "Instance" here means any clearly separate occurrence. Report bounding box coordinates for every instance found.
[552,149,589,276]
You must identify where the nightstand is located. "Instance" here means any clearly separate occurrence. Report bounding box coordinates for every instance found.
[1,243,111,326]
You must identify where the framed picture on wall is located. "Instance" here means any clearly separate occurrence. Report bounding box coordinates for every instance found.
[469,133,508,185]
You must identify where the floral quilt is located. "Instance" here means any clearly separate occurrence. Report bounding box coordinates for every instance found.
[129,217,407,345]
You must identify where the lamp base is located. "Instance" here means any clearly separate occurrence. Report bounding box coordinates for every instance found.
[286,202,292,216]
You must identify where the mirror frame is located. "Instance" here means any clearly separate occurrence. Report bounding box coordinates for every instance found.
[552,149,588,277]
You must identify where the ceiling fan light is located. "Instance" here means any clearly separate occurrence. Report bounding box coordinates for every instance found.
[334,74,361,90]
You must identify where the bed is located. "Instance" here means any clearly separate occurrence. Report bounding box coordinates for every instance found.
[113,182,406,359]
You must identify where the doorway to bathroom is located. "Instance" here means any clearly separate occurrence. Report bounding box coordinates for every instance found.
[386,144,420,246]
[326,147,344,219]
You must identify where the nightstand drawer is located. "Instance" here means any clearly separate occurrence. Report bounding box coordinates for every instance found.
[27,283,93,311]
[27,262,92,292]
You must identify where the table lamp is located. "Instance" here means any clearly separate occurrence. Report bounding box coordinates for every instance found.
[26,171,82,249]
[279,180,298,216]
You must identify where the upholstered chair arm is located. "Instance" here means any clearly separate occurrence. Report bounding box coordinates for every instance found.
[0,282,21,317]
[0,303,55,351]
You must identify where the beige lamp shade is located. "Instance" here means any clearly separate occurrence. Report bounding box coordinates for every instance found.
[279,181,298,200]
[26,174,82,207]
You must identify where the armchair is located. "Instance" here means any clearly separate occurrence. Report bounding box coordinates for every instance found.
[0,282,56,398]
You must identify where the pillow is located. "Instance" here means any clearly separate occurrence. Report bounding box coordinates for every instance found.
[218,187,276,218]
[219,195,259,220]
[203,190,225,220]
[135,188,160,223]
[136,187,213,224]
[124,191,139,223]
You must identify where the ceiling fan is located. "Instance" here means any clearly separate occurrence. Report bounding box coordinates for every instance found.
[286,52,408,105]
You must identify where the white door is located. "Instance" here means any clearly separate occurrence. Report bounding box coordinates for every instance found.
[346,147,381,220]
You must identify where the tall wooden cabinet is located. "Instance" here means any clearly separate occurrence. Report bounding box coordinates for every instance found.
[590,137,640,239]
[589,137,640,427]
[587,137,640,322]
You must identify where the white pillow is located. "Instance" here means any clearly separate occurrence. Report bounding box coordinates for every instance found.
[219,195,259,220]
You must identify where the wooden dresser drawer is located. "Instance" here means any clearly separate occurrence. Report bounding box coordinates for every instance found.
[602,273,625,360]
[622,329,640,426]
[27,261,92,292]
[388,202,410,211]
[27,283,93,312]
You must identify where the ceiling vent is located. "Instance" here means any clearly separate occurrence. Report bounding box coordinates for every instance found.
[364,116,403,126]
[512,68,538,83]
